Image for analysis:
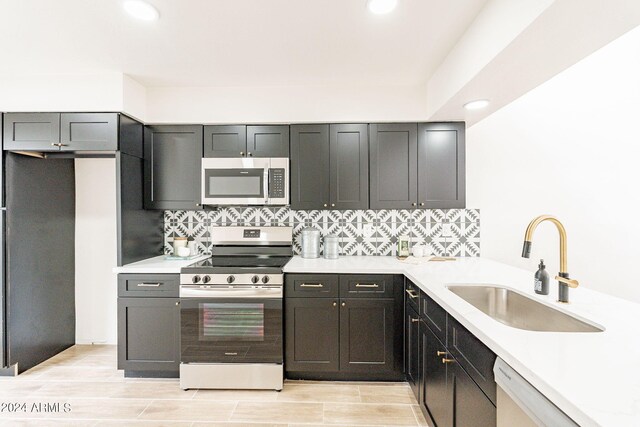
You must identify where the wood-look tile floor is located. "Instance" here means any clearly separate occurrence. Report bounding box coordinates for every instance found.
[0,345,429,427]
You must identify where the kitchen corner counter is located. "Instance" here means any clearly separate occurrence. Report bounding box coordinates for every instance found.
[284,256,640,427]
[113,254,209,274]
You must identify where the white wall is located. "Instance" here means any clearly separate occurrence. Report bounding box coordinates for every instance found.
[75,159,118,344]
[467,25,640,303]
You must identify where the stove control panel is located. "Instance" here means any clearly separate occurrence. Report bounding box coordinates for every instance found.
[181,273,283,286]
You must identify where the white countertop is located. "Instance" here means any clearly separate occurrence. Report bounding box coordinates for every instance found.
[284,256,640,427]
[112,254,209,274]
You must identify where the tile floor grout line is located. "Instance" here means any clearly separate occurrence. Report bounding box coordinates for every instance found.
[136,398,155,419]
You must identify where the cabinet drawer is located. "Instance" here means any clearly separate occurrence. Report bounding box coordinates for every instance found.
[286,274,339,298]
[405,280,420,312]
[339,274,393,298]
[118,274,180,298]
[420,291,447,345]
[447,316,497,404]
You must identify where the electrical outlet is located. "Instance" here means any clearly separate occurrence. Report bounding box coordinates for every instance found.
[363,223,374,237]
[442,223,452,237]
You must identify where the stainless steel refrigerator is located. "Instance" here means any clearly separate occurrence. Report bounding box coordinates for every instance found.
[1,151,75,375]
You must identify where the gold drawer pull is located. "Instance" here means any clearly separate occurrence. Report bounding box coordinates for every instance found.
[300,283,324,288]
[436,351,447,356]
[411,318,419,323]
[224,352,238,356]
[405,289,418,298]
[355,283,379,288]
[137,283,161,287]
[442,358,455,364]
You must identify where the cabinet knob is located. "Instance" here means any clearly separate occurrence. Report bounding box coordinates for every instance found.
[175,301,180,306]
[240,151,245,156]
[331,203,336,208]
[442,358,455,364]
[420,202,425,207]
[412,203,417,207]
[323,204,328,208]
[248,152,252,156]
[341,302,346,307]
[333,302,337,307]
[195,203,200,206]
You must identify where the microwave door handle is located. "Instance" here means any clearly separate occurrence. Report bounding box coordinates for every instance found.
[265,167,270,203]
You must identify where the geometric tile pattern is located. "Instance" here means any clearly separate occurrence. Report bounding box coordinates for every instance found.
[164,207,480,257]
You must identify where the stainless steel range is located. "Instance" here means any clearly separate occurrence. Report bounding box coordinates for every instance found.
[179,226,292,391]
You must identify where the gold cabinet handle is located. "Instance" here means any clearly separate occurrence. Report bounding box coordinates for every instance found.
[442,358,455,364]
[411,318,419,323]
[341,302,346,307]
[405,289,418,298]
[355,283,379,288]
[436,351,447,356]
[300,283,323,288]
[225,352,238,356]
[555,276,579,288]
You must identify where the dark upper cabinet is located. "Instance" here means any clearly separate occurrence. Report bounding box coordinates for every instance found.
[117,297,180,376]
[60,113,118,151]
[247,125,289,157]
[290,124,330,210]
[339,298,395,373]
[330,124,369,210]
[203,125,247,158]
[370,123,418,209]
[144,125,203,210]
[285,297,340,372]
[204,125,289,158]
[417,122,465,209]
[4,112,134,153]
[3,113,61,151]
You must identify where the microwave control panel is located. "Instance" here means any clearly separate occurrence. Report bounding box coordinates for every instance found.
[269,168,286,198]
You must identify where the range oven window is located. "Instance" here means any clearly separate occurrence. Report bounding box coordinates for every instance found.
[204,169,264,198]
[200,303,265,342]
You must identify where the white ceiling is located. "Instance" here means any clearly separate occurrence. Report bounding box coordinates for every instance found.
[0,0,487,88]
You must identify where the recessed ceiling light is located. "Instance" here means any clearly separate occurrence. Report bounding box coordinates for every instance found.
[123,0,159,21]
[367,0,398,15]
[463,99,490,110]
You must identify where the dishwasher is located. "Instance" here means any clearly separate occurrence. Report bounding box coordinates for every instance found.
[494,358,579,427]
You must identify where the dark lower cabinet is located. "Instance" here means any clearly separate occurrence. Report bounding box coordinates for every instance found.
[285,274,403,380]
[406,306,421,399]
[408,283,496,427]
[339,298,395,373]
[285,297,339,372]
[117,297,180,377]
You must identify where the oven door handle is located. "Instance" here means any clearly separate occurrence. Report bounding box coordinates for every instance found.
[180,286,283,299]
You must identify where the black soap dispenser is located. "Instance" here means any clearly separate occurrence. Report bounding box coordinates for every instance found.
[534,259,549,295]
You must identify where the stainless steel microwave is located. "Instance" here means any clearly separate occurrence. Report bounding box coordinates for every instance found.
[201,157,289,206]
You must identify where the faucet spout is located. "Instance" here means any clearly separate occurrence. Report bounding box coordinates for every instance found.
[521,215,577,303]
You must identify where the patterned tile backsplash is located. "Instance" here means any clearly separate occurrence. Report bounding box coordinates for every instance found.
[164,207,480,257]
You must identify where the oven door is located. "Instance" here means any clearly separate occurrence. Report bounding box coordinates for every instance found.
[201,158,269,205]
[180,288,283,364]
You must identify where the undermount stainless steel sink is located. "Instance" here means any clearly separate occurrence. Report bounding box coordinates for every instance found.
[447,285,604,333]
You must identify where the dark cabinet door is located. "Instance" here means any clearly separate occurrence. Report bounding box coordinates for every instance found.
[285,297,340,372]
[422,321,451,427]
[330,124,369,210]
[449,358,496,427]
[60,113,118,151]
[247,125,289,157]
[3,113,60,151]
[203,125,247,158]
[117,297,180,375]
[144,125,203,210]
[417,122,465,209]
[406,305,420,400]
[290,124,330,210]
[370,123,418,209]
[339,298,394,373]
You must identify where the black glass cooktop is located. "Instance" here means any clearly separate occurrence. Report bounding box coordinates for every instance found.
[185,256,291,270]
